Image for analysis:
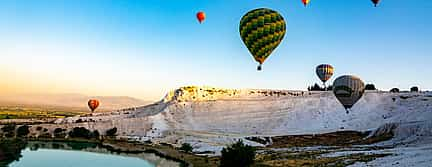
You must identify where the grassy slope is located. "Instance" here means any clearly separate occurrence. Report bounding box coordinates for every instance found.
[0,104,87,119]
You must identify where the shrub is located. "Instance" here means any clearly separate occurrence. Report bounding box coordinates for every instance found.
[106,127,117,136]
[54,128,66,138]
[326,85,333,91]
[365,84,377,90]
[54,133,66,138]
[179,143,193,153]
[411,86,419,92]
[2,124,16,138]
[220,140,255,167]
[390,88,400,93]
[39,133,52,138]
[1,124,16,133]
[54,128,63,134]
[91,130,100,139]
[308,83,332,91]
[69,127,92,139]
[308,83,325,91]
[16,125,30,137]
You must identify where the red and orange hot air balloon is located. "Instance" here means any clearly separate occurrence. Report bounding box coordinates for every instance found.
[87,99,100,112]
[302,0,311,7]
[371,0,380,7]
[196,11,206,23]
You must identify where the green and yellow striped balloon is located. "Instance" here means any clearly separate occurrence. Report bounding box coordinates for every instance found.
[239,8,286,71]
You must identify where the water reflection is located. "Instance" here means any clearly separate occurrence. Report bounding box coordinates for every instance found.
[0,140,180,167]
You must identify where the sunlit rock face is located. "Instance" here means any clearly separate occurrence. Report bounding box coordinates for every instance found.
[163,86,305,102]
[48,87,432,154]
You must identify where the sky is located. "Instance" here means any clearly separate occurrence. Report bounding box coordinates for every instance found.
[0,0,431,100]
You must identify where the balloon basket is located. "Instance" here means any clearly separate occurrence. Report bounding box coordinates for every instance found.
[257,65,262,71]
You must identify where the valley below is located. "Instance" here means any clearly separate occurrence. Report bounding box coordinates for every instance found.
[1,86,432,166]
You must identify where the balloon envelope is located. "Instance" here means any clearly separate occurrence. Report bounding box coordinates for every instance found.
[196,11,205,23]
[88,99,100,112]
[371,0,380,7]
[239,8,286,70]
[302,0,311,6]
[316,64,334,83]
[333,75,365,110]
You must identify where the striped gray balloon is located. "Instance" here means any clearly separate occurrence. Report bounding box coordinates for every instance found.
[333,75,365,110]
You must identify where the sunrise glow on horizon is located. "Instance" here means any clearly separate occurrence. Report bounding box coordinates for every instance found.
[1,0,431,100]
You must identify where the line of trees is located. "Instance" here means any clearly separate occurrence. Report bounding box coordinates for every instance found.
[390,86,420,93]
[0,125,118,140]
[308,83,422,93]
[307,83,333,91]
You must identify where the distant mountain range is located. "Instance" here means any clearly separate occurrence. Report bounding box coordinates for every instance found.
[0,93,151,112]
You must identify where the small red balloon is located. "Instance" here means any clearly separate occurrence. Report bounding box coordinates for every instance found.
[196,11,206,23]
[302,0,310,7]
[371,0,380,7]
[88,99,100,112]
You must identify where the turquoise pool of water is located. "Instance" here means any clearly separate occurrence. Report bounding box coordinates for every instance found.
[9,148,155,167]
[1,141,180,167]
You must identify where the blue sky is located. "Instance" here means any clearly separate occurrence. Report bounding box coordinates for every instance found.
[0,0,431,100]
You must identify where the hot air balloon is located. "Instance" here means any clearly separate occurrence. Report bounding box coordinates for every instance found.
[239,8,286,71]
[333,75,365,113]
[88,99,100,112]
[316,64,334,88]
[196,11,206,23]
[302,0,311,7]
[371,0,380,7]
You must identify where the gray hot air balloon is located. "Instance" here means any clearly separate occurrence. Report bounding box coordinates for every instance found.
[333,75,365,113]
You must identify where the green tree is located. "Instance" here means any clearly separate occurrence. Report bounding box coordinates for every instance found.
[220,140,255,167]
[308,83,325,91]
[54,128,63,134]
[390,88,400,93]
[179,143,193,153]
[411,86,419,92]
[2,124,16,138]
[69,127,92,139]
[54,128,66,138]
[92,130,100,139]
[365,84,377,90]
[106,127,117,136]
[16,125,30,137]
